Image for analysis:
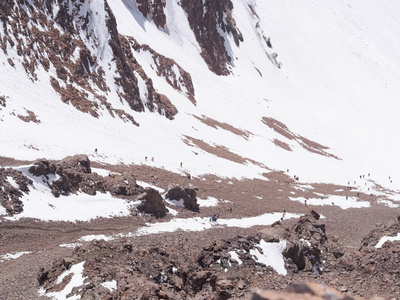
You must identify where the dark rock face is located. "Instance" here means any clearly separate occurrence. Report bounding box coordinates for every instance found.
[0,155,145,215]
[137,187,167,218]
[180,0,243,75]
[136,0,167,28]
[259,210,343,274]
[27,155,143,198]
[165,186,200,212]
[0,0,181,121]
[0,168,32,214]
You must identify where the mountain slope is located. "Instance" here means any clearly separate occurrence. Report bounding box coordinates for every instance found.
[1,0,400,194]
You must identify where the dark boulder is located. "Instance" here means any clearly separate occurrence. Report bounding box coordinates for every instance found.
[165,186,199,212]
[137,187,167,218]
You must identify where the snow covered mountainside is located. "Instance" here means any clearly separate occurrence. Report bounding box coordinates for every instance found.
[2,1,400,299]
[1,0,399,191]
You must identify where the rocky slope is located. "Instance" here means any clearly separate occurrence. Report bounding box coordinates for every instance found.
[35,209,398,299]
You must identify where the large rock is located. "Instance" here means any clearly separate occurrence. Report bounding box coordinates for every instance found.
[137,187,167,218]
[28,159,56,177]
[165,186,199,212]
[104,172,143,197]
[26,156,143,198]
[258,210,344,275]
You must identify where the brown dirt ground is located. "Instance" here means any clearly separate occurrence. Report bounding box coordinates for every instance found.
[0,158,399,299]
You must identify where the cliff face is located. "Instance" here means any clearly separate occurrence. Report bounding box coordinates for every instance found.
[0,0,247,124]
[0,0,248,122]
[0,0,194,121]
[180,0,243,75]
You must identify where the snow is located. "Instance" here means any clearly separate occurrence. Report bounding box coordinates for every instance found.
[197,197,219,207]
[250,239,287,275]
[165,205,178,216]
[6,176,18,189]
[375,233,400,248]
[59,243,82,248]
[133,212,300,236]
[0,0,400,225]
[228,251,242,265]
[0,251,32,262]
[79,234,114,242]
[39,261,87,300]
[3,166,134,222]
[377,198,399,208]
[136,181,165,193]
[0,205,7,216]
[165,198,185,207]
[91,167,112,177]
[289,195,370,209]
[101,280,117,292]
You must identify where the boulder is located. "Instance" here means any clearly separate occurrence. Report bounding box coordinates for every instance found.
[165,186,199,212]
[137,187,167,218]
[28,159,56,176]
[104,172,143,196]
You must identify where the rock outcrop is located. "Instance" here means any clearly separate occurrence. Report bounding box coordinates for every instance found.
[180,0,243,75]
[259,211,344,274]
[136,187,167,218]
[359,215,400,249]
[165,186,200,212]
[28,155,143,198]
[37,211,392,299]
[0,0,180,122]
[0,167,32,214]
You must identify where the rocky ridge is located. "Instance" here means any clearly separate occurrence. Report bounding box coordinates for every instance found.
[36,211,397,299]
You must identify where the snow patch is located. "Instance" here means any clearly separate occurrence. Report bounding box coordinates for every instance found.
[375,233,400,248]
[197,196,219,207]
[39,261,87,300]
[101,280,117,292]
[0,251,32,262]
[79,234,114,242]
[228,251,242,265]
[250,239,287,275]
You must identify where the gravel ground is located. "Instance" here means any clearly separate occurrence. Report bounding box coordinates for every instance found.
[0,158,399,299]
